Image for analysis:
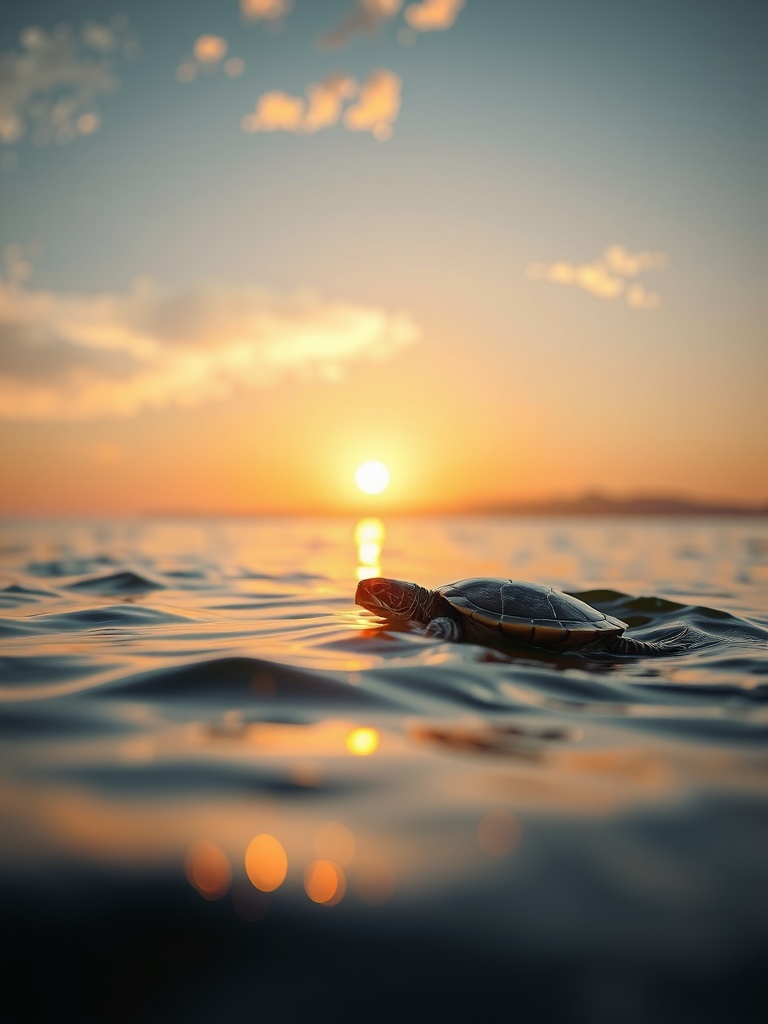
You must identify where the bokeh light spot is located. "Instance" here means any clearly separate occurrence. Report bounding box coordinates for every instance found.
[305,859,346,905]
[185,840,232,900]
[346,727,380,756]
[245,833,288,892]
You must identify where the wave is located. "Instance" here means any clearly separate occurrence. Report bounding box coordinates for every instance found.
[65,570,166,594]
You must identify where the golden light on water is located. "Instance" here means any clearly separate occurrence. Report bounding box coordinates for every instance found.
[477,809,520,857]
[355,516,384,581]
[355,855,396,905]
[185,840,232,900]
[345,726,380,756]
[355,460,390,495]
[314,821,356,866]
[305,859,346,905]
[245,833,288,892]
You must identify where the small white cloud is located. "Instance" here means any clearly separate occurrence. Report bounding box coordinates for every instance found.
[242,91,306,132]
[0,260,421,421]
[224,57,246,78]
[603,244,668,277]
[240,0,293,22]
[193,35,228,64]
[3,242,38,285]
[526,260,624,299]
[527,244,668,310]
[404,0,465,31]
[242,71,400,139]
[343,70,401,141]
[304,74,358,133]
[0,19,137,154]
[80,22,120,54]
[626,283,662,310]
[177,36,245,84]
[322,0,403,49]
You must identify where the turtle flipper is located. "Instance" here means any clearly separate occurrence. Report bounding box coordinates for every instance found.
[603,628,689,657]
[425,616,461,641]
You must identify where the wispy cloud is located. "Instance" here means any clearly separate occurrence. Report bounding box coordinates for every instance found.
[322,0,403,49]
[176,36,245,84]
[322,0,464,48]
[403,0,465,32]
[625,283,662,310]
[240,0,294,25]
[0,18,138,159]
[602,244,668,277]
[343,71,401,139]
[242,70,401,139]
[526,245,668,310]
[0,261,420,421]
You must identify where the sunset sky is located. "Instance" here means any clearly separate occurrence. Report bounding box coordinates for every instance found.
[1,0,765,515]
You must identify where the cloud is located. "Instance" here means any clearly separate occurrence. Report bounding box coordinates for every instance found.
[247,73,358,135]
[305,74,358,132]
[602,244,668,277]
[526,261,625,300]
[322,0,463,47]
[193,36,228,64]
[625,283,662,310]
[176,37,245,84]
[240,0,293,23]
[343,71,401,141]
[322,0,403,49]
[242,71,400,139]
[0,268,420,421]
[526,244,669,310]
[3,242,41,285]
[242,91,306,132]
[403,0,465,31]
[0,18,138,152]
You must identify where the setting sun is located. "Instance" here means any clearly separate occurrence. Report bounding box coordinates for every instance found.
[355,461,390,496]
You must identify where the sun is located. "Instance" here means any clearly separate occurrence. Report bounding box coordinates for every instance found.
[355,460,390,495]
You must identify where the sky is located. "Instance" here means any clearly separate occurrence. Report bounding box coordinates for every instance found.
[0,0,765,515]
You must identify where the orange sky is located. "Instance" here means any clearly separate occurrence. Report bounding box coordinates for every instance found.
[0,0,765,515]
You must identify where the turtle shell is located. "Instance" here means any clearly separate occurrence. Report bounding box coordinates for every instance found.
[437,578,627,651]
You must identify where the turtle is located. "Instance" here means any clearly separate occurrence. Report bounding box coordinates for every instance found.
[355,576,688,655]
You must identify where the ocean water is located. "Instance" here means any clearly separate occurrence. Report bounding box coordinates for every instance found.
[1,515,767,1023]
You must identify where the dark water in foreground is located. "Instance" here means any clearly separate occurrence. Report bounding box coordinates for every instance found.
[2,516,768,1023]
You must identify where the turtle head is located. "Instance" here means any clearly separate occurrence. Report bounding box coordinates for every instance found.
[355,577,420,619]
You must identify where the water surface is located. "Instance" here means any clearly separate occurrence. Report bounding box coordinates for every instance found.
[2,516,767,1023]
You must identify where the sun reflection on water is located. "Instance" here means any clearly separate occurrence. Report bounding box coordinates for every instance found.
[314,821,356,865]
[477,809,520,857]
[355,517,384,581]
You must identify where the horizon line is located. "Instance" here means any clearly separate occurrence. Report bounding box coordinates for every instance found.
[4,491,767,521]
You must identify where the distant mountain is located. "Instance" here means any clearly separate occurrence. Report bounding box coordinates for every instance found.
[463,491,768,517]
[145,491,768,518]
